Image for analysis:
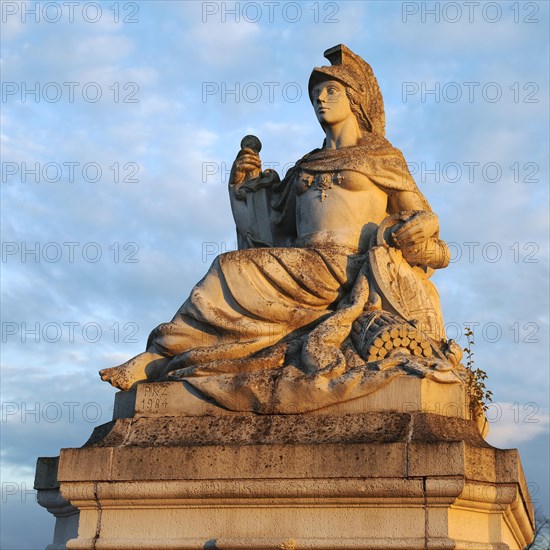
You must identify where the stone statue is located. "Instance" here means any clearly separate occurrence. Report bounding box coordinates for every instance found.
[100,44,464,412]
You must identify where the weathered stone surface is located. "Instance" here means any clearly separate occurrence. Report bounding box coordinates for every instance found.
[129,376,470,418]
[119,377,488,437]
[99,44,463,418]
[57,411,534,549]
[35,456,62,490]
[34,456,79,550]
[84,411,486,450]
[36,44,534,550]
[51,381,532,549]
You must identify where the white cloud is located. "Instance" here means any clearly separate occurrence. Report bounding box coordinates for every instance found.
[485,401,550,448]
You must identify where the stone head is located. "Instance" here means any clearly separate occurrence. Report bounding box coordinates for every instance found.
[308,44,386,137]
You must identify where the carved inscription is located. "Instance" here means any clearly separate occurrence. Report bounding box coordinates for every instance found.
[139,384,169,414]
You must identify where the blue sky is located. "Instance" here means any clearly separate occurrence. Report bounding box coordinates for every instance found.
[1,1,549,547]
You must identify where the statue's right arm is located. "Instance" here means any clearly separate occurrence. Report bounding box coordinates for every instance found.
[228,147,263,249]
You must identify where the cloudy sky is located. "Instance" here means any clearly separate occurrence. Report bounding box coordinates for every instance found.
[1,1,549,547]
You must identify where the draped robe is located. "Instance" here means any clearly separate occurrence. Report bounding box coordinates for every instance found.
[143,135,454,412]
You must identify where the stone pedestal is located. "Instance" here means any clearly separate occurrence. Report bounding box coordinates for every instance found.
[47,379,534,549]
[34,456,80,550]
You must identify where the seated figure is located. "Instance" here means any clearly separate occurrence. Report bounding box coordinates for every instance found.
[100,45,462,413]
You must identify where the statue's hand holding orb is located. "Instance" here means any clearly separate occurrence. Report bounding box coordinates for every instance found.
[230,135,262,187]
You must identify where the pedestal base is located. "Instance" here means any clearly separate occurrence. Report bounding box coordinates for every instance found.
[34,379,535,549]
[34,456,79,550]
[55,387,533,549]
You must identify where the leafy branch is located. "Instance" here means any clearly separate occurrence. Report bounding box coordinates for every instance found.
[463,326,493,417]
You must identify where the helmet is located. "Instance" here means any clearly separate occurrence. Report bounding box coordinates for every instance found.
[308,44,386,137]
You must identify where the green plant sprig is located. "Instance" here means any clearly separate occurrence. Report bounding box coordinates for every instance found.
[464,327,493,417]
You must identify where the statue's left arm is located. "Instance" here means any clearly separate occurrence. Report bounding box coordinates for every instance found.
[388,190,450,270]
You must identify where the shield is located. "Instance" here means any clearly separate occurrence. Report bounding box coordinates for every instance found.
[369,213,444,341]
